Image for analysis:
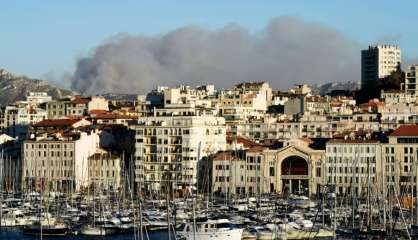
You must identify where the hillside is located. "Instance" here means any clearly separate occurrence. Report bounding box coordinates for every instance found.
[0,69,75,105]
[310,81,360,95]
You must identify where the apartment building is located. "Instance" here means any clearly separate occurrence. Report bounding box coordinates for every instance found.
[379,103,418,130]
[405,65,418,96]
[361,44,401,89]
[384,125,418,194]
[132,105,226,194]
[219,92,268,124]
[22,130,100,192]
[325,138,382,196]
[218,82,272,124]
[88,149,122,191]
[305,96,331,115]
[213,138,325,197]
[231,113,374,141]
[46,96,108,119]
[26,92,52,105]
[381,90,416,104]
[2,105,47,138]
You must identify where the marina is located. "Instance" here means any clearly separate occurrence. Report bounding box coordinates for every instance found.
[1,189,417,239]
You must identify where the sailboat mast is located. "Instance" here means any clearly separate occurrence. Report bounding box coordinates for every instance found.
[416,149,418,226]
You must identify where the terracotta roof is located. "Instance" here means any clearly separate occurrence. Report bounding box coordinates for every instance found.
[390,125,418,137]
[226,134,262,148]
[70,97,90,104]
[89,109,109,115]
[32,119,81,127]
[213,151,241,161]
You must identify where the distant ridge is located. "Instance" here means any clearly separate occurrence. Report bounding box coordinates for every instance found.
[0,68,75,106]
[310,81,360,95]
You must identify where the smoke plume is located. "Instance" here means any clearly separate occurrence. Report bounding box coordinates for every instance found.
[70,16,360,94]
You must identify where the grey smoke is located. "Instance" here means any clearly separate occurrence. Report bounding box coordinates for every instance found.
[71,16,360,94]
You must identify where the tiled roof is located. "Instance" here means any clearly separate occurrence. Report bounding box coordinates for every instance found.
[32,119,81,127]
[226,134,262,148]
[390,125,418,137]
[213,151,241,161]
[70,97,90,104]
[89,109,109,115]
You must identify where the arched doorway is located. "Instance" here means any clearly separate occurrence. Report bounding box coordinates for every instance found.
[281,156,309,195]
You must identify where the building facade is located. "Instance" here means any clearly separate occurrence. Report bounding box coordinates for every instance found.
[361,44,401,89]
[325,139,382,196]
[22,130,100,192]
[88,149,122,191]
[132,113,226,194]
[213,139,325,197]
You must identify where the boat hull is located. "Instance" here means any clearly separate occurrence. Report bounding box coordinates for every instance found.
[22,226,69,236]
[177,228,243,240]
[80,225,117,236]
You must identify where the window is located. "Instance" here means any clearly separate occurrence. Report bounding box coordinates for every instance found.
[269,167,275,176]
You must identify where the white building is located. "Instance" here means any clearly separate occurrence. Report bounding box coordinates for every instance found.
[22,130,100,192]
[379,103,418,130]
[381,89,416,104]
[132,109,226,194]
[405,64,418,96]
[26,92,52,105]
[2,105,47,138]
[361,44,401,89]
[88,96,109,112]
[289,84,311,95]
[326,138,382,196]
[88,149,122,191]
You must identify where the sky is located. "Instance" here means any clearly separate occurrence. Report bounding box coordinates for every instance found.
[0,0,417,89]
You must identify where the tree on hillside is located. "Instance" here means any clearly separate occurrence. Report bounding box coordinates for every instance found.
[355,68,405,104]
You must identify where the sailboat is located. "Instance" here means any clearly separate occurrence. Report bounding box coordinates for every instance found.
[80,161,117,236]
[176,218,243,240]
[23,177,69,236]
[23,213,69,236]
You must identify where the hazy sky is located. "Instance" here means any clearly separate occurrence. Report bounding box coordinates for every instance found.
[0,0,416,89]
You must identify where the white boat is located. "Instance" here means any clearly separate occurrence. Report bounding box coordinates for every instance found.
[0,209,28,227]
[80,224,117,236]
[256,224,287,240]
[23,217,69,236]
[279,222,334,240]
[177,219,243,240]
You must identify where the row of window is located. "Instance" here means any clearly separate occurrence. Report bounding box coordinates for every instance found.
[89,170,117,178]
[25,151,73,158]
[327,146,376,154]
[26,143,73,149]
[25,169,73,178]
[328,176,376,184]
[328,166,376,174]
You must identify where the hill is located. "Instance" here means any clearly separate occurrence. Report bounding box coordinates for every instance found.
[0,69,75,105]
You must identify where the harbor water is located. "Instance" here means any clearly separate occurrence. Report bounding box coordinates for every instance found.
[0,229,168,240]
[0,229,412,240]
